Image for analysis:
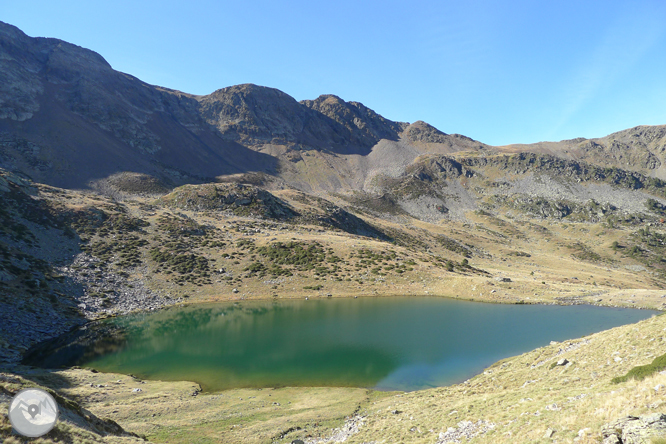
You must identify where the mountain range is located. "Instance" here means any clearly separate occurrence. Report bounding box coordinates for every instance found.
[4,20,666,195]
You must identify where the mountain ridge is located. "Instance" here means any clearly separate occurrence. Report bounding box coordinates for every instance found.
[4,19,666,199]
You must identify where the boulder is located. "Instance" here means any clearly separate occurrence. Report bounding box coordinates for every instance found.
[601,413,666,444]
[602,435,621,444]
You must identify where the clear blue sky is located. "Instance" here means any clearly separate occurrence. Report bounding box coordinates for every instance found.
[3,0,666,146]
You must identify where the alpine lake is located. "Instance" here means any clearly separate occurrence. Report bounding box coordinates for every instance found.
[26,297,658,392]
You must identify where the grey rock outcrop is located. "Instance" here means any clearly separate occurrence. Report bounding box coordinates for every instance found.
[301,94,407,149]
[601,413,666,444]
[437,419,495,443]
[157,182,298,220]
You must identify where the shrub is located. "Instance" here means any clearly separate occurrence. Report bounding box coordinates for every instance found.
[611,352,666,384]
[244,262,266,274]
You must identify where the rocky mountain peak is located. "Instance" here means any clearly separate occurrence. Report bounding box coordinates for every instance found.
[0,20,33,44]
[0,21,112,77]
[562,124,666,174]
[0,20,114,122]
[401,120,449,143]
[301,94,408,147]
[606,124,666,145]
[4,21,666,192]
[198,85,412,154]
[197,83,312,144]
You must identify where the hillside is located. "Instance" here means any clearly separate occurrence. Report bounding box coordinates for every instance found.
[3,163,666,442]
[0,20,482,193]
[2,21,666,444]
[500,125,666,179]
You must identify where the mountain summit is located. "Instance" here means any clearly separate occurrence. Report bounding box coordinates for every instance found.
[198,84,404,153]
[0,21,483,189]
[2,20,666,194]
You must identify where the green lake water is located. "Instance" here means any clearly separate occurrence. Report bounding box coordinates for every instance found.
[26,297,657,391]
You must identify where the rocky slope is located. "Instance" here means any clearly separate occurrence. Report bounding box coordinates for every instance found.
[0,21,275,189]
[198,85,407,154]
[0,21,485,193]
[501,125,666,179]
[0,169,181,363]
[6,19,666,205]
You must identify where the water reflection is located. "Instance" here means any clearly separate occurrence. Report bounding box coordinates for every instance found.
[23,322,129,368]
[25,298,657,391]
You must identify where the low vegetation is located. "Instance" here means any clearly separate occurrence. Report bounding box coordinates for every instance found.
[612,351,666,384]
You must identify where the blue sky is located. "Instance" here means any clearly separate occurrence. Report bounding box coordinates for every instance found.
[3,0,666,146]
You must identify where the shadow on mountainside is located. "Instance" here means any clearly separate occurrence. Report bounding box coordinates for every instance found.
[0,21,279,189]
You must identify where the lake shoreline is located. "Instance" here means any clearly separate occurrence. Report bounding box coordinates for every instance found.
[19,295,658,394]
[2,298,665,444]
[3,285,660,369]
[92,288,663,324]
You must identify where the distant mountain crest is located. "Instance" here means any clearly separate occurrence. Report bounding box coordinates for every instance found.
[301,94,408,148]
[199,84,408,153]
[402,121,448,143]
[198,83,310,144]
[1,20,665,191]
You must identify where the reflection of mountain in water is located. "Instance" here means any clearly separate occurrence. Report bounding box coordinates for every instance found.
[106,301,397,390]
[22,321,128,368]
[22,299,656,392]
[21,302,299,370]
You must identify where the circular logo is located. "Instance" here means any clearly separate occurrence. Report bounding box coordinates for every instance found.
[8,388,59,437]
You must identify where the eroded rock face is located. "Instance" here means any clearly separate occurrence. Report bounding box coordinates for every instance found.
[0,21,107,121]
[573,126,666,172]
[0,21,433,186]
[601,413,666,444]
[199,84,318,145]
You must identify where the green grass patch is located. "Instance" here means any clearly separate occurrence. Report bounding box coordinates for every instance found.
[611,352,666,384]
[304,285,323,291]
